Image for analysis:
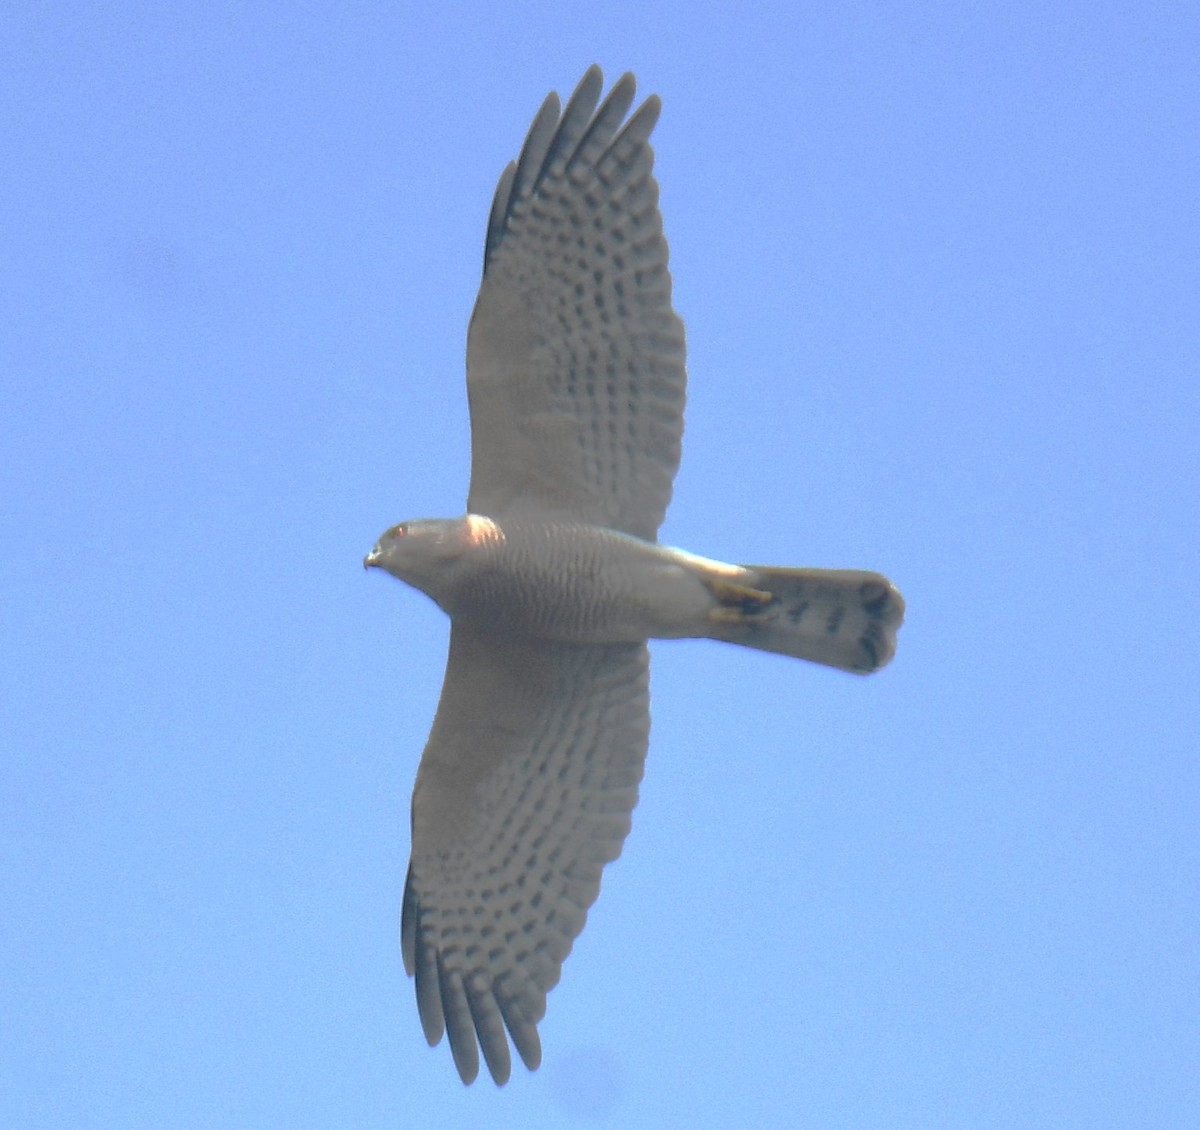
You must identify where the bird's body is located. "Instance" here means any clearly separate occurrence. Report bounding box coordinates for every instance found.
[371,516,713,644]
[370,514,901,664]
[365,66,904,1086]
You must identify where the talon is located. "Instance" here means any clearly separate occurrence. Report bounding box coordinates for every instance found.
[704,577,776,620]
[709,606,749,624]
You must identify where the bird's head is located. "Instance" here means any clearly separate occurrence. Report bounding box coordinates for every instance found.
[364,515,503,605]
[364,519,465,588]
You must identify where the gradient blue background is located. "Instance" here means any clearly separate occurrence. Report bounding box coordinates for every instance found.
[4,3,1197,1126]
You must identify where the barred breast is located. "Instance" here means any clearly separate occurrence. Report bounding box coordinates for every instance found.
[442,517,710,644]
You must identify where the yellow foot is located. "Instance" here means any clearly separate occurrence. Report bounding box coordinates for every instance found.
[704,577,776,621]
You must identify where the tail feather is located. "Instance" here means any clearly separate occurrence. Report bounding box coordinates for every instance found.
[706,566,904,674]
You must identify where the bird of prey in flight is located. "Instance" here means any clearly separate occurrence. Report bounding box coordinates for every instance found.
[365,65,904,1085]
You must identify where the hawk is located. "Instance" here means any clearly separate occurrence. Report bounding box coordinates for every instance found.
[364,66,904,1085]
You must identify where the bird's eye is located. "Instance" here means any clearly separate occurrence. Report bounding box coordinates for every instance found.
[391,524,407,539]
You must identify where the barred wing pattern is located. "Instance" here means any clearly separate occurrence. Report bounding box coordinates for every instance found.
[402,627,649,1084]
[465,66,687,541]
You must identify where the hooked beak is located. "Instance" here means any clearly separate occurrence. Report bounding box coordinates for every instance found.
[363,546,382,570]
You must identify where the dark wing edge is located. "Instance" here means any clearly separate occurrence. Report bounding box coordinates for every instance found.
[483,66,655,275]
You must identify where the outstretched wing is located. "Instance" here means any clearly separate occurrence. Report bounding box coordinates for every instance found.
[402,625,649,1085]
[465,66,687,541]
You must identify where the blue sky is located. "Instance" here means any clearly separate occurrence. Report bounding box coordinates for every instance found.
[3,2,1198,1126]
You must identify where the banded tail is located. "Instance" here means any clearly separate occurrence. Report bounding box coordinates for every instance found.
[703,566,904,674]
